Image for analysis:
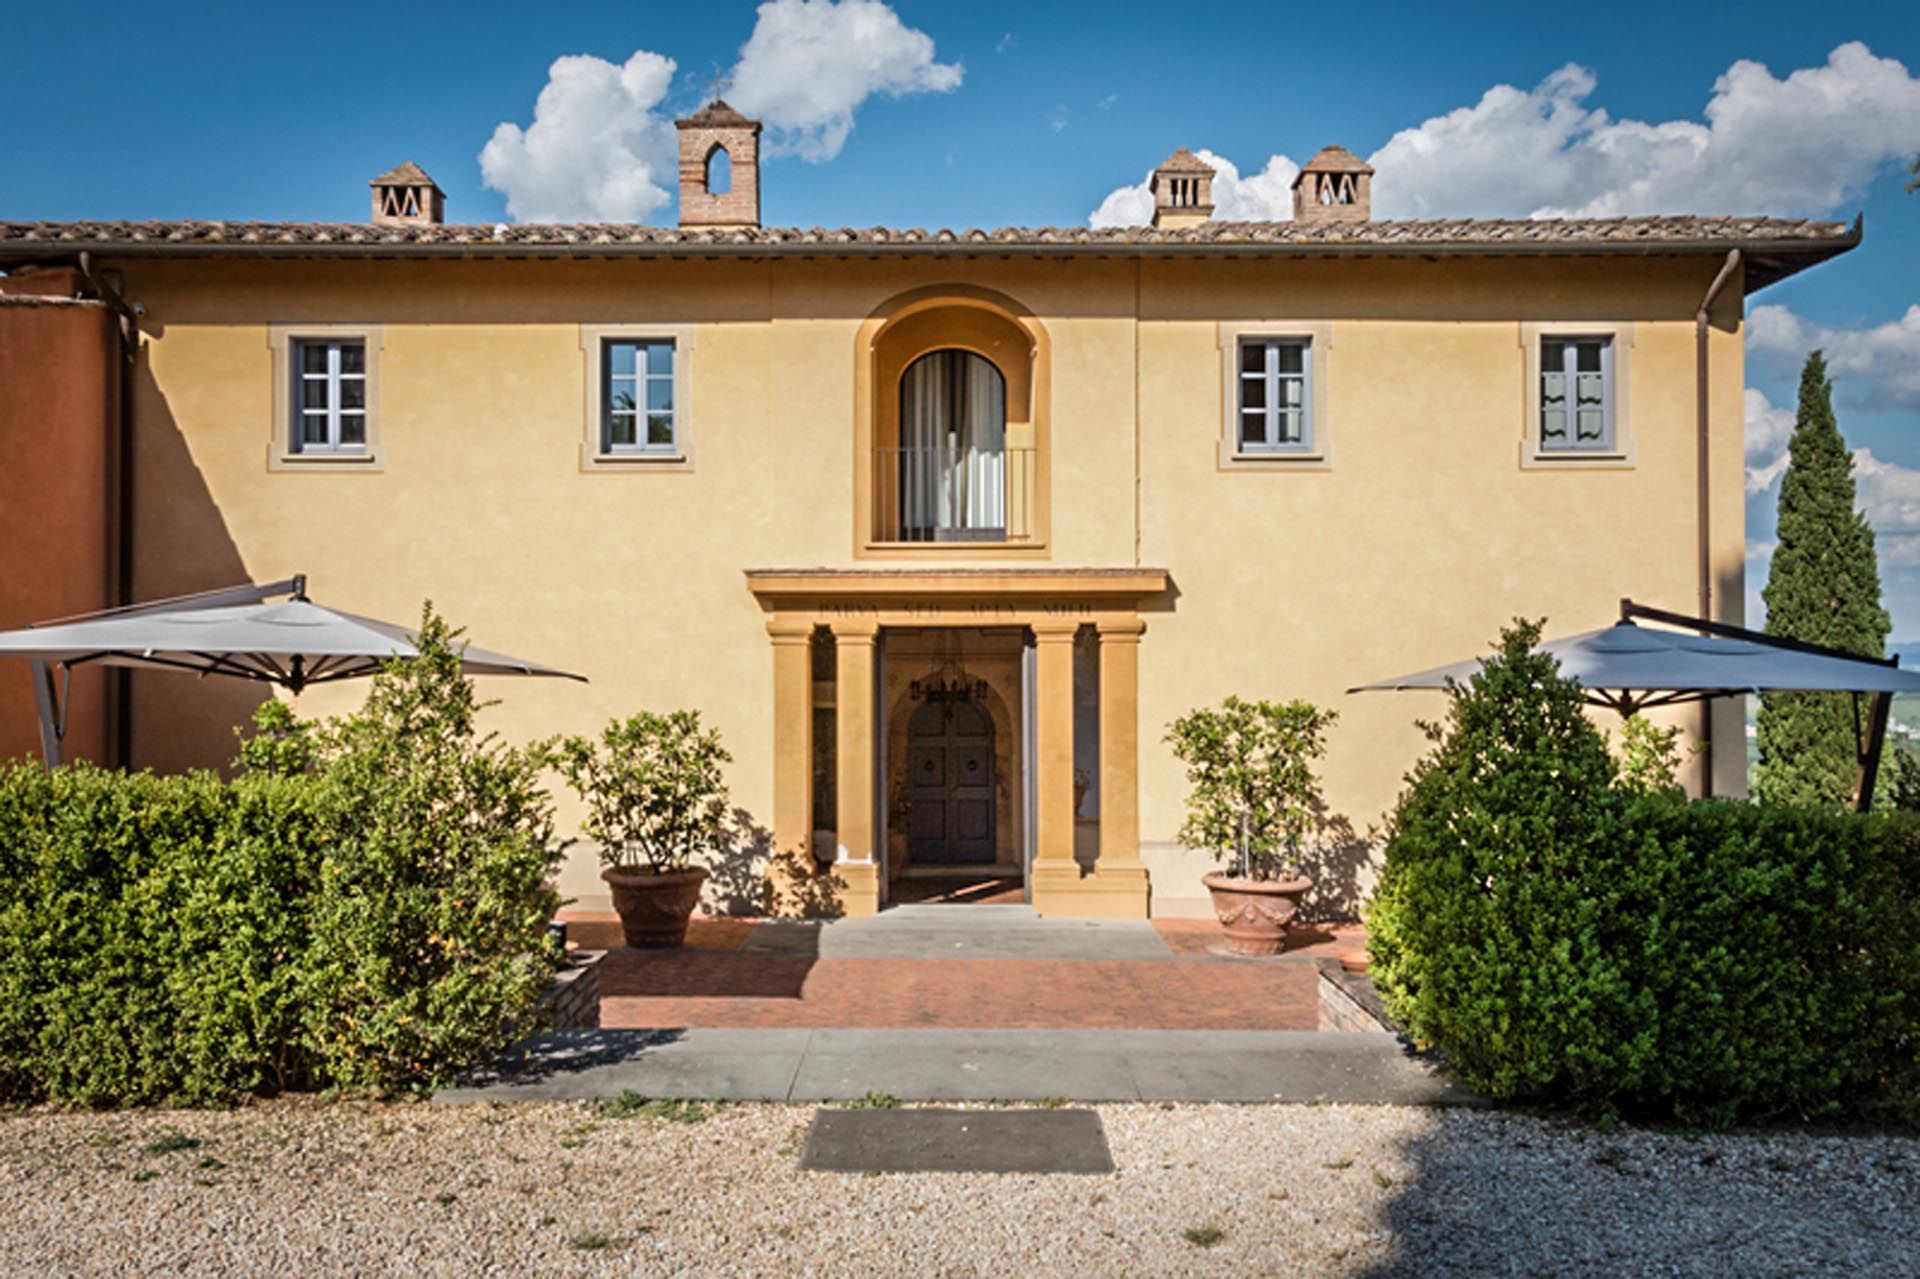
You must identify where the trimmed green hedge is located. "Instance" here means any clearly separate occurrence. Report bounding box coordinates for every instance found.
[0,610,562,1107]
[1368,621,1920,1124]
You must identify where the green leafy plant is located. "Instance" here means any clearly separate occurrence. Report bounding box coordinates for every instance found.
[594,1090,714,1123]
[296,606,563,1092]
[141,1131,201,1155]
[232,698,317,776]
[1367,619,1641,1105]
[543,711,732,875]
[1614,714,1688,797]
[1875,743,1920,812]
[843,1090,901,1109]
[1368,619,1920,1124]
[0,605,564,1107]
[1164,696,1336,880]
[1757,350,1891,807]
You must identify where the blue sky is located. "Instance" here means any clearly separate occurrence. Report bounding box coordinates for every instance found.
[5,1,1918,632]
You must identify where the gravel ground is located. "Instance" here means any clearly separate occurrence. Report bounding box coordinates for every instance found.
[2,1099,1915,1277]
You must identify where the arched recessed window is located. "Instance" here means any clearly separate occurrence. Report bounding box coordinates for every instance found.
[896,349,1007,542]
[706,145,732,194]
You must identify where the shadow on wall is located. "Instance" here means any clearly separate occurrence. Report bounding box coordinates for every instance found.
[1300,803,1378,923]
[703,806,847,920]
[127,354,262,774]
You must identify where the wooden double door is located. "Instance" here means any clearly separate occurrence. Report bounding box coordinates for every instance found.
[905,697,996,865]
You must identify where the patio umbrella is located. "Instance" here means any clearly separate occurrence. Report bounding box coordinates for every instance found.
[1349,619,1920,715]
[0,575,584,767]
[1349,599,1919,810]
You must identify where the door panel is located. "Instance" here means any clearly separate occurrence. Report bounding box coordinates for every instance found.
[906,698,996,865]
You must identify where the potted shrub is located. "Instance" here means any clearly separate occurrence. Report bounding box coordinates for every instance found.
[545,710,732,949]
[1166,696,1337,956]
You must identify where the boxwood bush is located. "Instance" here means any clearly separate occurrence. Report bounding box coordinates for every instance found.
[0,608,561,1107]
[1368,620,1920,1124]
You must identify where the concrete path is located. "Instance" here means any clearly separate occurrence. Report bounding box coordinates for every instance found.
[435,1027,1472,1106]
[737,904,1178,962]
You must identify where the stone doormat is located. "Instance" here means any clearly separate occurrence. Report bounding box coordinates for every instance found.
[798,1108,1115,1174]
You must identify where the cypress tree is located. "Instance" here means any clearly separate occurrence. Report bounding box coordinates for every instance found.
[1755,350,1890,807]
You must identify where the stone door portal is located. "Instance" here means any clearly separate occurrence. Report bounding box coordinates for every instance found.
[906,697,996,865]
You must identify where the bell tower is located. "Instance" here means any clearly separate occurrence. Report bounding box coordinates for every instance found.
[675,100,762,230]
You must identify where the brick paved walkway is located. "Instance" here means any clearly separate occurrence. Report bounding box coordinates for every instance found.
[560,908,1366,1033]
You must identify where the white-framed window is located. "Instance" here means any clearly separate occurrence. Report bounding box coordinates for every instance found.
[1216,322,1332,468]
[1237,337,1313,452]
[1538,335,1614,453]
[292,338,368,454]
[579,324,695,471]
[269,324,383,470]
[602,338,677,453]
[1521,322,1633,468]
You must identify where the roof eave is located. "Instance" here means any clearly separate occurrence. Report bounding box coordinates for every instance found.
[0,228,1861,287]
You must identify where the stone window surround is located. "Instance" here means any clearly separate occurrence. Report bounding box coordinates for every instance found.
[579,322,697,472]
[268,323,384,472]
[1215,320,1333,470]
[1520,320,1636,470]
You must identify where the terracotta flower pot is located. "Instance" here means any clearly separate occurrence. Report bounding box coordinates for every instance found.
[1202,873,1312,957]
[602,866,710,949]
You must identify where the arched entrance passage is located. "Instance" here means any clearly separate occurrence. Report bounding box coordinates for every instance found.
[905,696,996,865]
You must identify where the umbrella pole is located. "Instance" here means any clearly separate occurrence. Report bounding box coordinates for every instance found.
[1854,691,1894,814]
[30,659,64,772]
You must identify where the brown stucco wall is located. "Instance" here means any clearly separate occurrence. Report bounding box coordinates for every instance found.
[0,276,118,764]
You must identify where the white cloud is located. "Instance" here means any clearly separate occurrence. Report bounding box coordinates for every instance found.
[479,51,679,223]
[481,2,958,221]
[1748,303,1920,413]
[727,0,962,163]
[1376,42,1920,219]
[1744,388,1795,494]
[1756,444,1920,572]
[1088,42,1920,224]
[1089,149,1300,227]
[1854,447,1920,573]
[1853,447,1920,539]
[1745,538,1776,627]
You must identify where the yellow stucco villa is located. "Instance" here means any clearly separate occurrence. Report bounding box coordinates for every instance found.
[0,102,1859,919]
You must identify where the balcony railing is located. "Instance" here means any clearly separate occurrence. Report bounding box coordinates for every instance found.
[873,443,1037,544]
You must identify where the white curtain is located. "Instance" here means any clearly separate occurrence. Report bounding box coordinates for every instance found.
[901,350,1006,538]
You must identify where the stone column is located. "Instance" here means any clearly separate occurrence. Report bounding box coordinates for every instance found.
[766,617,815,912]
[1029,619,1082,913]
[1093,616,1150,915]
[767,618,814,855]
[830,618,882,916]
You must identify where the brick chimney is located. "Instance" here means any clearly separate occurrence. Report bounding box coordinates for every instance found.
[370,162,445,225]
[1150,148,1214,229]
[1291,146,1373,224]
[676,100,762,230]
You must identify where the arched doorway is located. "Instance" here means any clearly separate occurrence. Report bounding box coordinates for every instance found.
[905,695,996,865]
[897,349,1007,542]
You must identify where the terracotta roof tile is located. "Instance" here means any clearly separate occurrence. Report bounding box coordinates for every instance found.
[1156,148,1214,174]
[1300,145,1373,174]
[0,214,1858,289]
[676,99,757,128]
[369,161,439,189]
